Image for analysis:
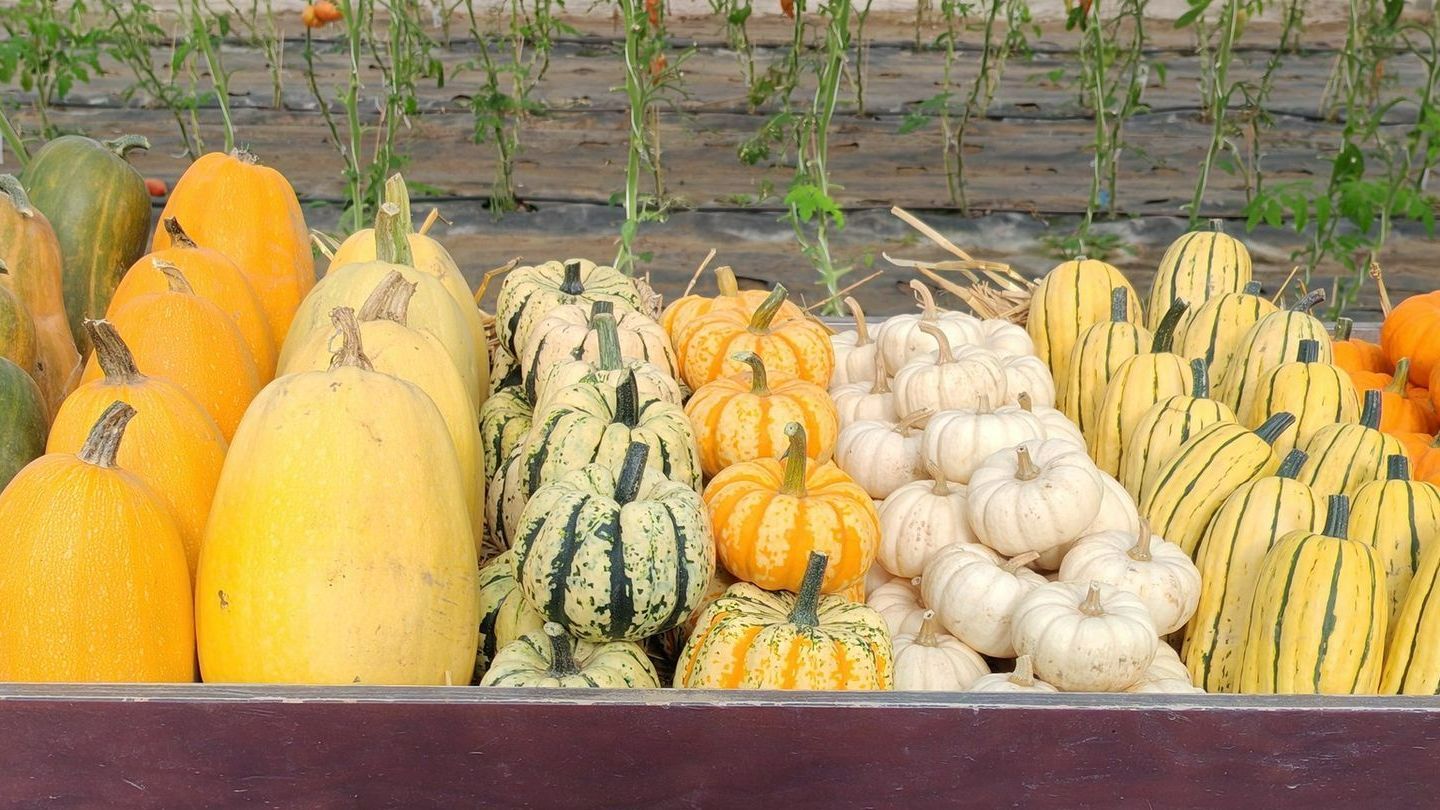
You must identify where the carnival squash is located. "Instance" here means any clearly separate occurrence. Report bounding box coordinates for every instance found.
[497,258,642,355]
[1027,257,1142,385]
[1146,221,1252,330]
[530,311,683,414]
[479,386,532,484]
[0,357,46,491]
[1297,390,1406,498]
[677,284,833,390]
[1088,299,1192,475]
[1236,338,1360,456]
[519,300,676,400]
[481,623,659,688]
[474,549,545,676]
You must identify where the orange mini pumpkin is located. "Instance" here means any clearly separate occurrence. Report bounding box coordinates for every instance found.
[685,350,839,478]
[677,284,833,390]
[1394,431,1434,469]
[1415,436,1440,484]
[1332,317,1390,375]
[83,263,260,442]
[703,422,878,594]
[660,266,794,349]
[1381,291,1440,387]
[1352,358,1439,434]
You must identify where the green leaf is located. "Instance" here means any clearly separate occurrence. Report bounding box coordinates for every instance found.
[1331,142,1365,185]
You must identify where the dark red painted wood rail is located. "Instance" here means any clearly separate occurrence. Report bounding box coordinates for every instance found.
[2,686,1437,807]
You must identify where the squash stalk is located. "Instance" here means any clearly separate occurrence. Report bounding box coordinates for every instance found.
[1254,412,1297,444]
[780,422,810,497]
[382,173,414,234]
[915,610,940,647]
[1388,454,1410,481]
[78,401,137,469]
[1002,552,1040,573]
[788,551,829,626]
[1017,392,1034,412]
[1386,359,1411,395]
[593,313,624,371]
[85,320,142,385]
[1109,286,1128,323]
[613,442,649,505]
[917,322,955,365]
[163,217,198,249]
[1078,582,1106,617]
[559,261,585,296]
[1189,359,1209,398]
[1360,389,1382,429]
[925,461,951,495]
[910,279,941,321]
[1322,495,1349,539]
[748,285,789,335]
[1296,339,1320,363]
[358,271,411,321]
[1333,317,1354,341]
[614,370,639,428]
[1151,298,1189,353]
[375,278,417,325]
[0,175,34,217]
[374,202,413,266]
[1128,521,1154,562]
[894,409,932,436]
[327,307,374,372]
[715,266,740,297]
[1242,281,1263,295]
[1014,445,1041,481]
[1010,655,1038,687]
[542,623,580,676]
[845,296,872,345]
[103,134,151,158]
[732,351,769,395]
[1277,449,1308,479]
[1288,288,1326,313]
[151,259,196,295]
[869,351,891,394]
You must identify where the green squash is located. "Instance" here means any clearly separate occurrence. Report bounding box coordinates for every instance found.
[21,135,152,356]
[0,357,48,491]
[474,549,544,679]
[0,263,37,373]
[478,385,532,484]
[479,622,659,688]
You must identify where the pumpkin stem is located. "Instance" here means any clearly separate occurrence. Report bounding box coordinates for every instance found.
[1254,411,1296,445]
[1296,339,1320,363]
[925,461,950,495]
[1002,552,1040,573]
[358,271,410,321]
[1360,389,1382,429]
[104,134,150,157]
[593,312,624,371]
[1189,359,1209,398]
[1010,655,1038,687]
[1128,520,1154,562]
[1207,218,1225,233]
[151,258,196,295]
[845,296,871,345]
[85,320,142,385]
[894,408,932,435]
[1014,445,1041,481]
[733,351,769,395]
[1277,449,1308,479]
[78,400,137,469]
[374,202,413,267]
[1079,582,1106,617]
[780,421,809,497]
[382,173,414,234]
[917,321,955,364]
[1322,494,1349,540]
[715,266,739,297]
[748,284,789,335]
[0,174,34,216]
[231,148,259,165]
[909,279,940,321]
[1333,317,1354,342]
[1288,288,1326,313]
[1388,454,1410,481]
[614,369,640,428]
[1243,281,1263,295]
[327,307,374,372]
[1386,359,1411,395]
[374,277,417,326]
[1109,286,1128,323]
[589,300,615,319]
[1370,261,1393,317]
[162,217,198,249]
[542,623,580,676]
[559,260,585,296]
[613,442,650,504]
[915,610,940,646]
[1151,298,1188,353]
[869,350,891,394]
[788,551,829,627]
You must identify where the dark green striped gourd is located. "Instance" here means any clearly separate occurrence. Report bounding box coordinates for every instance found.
[488,346,522,395]
[473,549,544,679]
[1297,389,1407,498]
[494,258,642,355]
[1173,281,1277,375]
[529,311,683,413]
[1088,298,1191,476]
[1239,495,1386,694]
[1236,338,1361,456]
[512,442,716,642]
[479,386,532,484]
[479,622,659,688]
[1347,454,1440,628]
[1217,289,1331,411]
[1026,258,1142,388]
[1185,449,1324,692]
[0,356,47,490]
[1061,286,1152,438]
[1120,357,1236,502]
[1146,221,1253,331]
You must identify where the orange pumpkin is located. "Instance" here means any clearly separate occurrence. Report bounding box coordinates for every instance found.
[685,350,839,478]
[703,422,878,594]
[1394,431,1434,468]
[49,321,226,573]
[660,265,790,347]
[677,284,832,390]
[152,150,314,346]
[1352,358,1439,434]
[1332,317,1389,375]
[112,218,276,380]
[1381,291,1440,387]
[1416,436,1440,484]
[82,262,260,441]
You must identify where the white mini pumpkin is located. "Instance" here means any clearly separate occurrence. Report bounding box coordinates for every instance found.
[967,440,1105,556]
[1000,354,1056,409]
[1128,677,1205,694]
[891,323,1007,416]
[877,463,974,577]
[1034,469,1140,570]
[830,296,880,388]
[867,575,927,636]
[922,543,1045,657]
[1143,642,1191,682]
[975,319,1036,359]
[864,556,892,596]
[969,654,1059,693]
[921,398,1045,485]
[831,350,897,428]
[892,610,991,691]
[875,280,983,375]
[1011,581,1159,692]
[834,410,930,499]
[1016,392,1086,448]
[1057,520,1201,634]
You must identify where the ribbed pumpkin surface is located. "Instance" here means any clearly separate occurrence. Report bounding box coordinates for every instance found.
[0,357,47,491]
[1027,258,1141,386]
[1173,282,1277,376]
[1348,456,1440,628]
[474,550,544,677]
[1146,227,1252,331]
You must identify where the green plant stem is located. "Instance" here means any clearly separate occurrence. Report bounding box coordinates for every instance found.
[1189,0,1241,226]
[190,0,235,153]
[0,106,29,168]
[617,0,648,274]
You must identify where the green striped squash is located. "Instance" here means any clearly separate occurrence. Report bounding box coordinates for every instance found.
[1088,299,1190,475]
[1139,411,1295,557]
[527,311,682,412]
[1297,390,1406,498]
[474,549,544,678]
[1216,289,1331,411]
[1172,281,1277,375]
[1236,338,1360,456]
[512,442,715,641]
[0,356,47,491]
[1146,222,1252,331]
[486,446,523,555]
[479,386,532,484]
[1239,495,1386,694]
[1184,450,1323,692]
[1120,358,1236,502]
[1060,287,1152,436]
[518,302,676,402]
[1026,258,1142,388]
[21,135,152,356]
[489,346,522,395]
[1382,541,1440,693]
[480,622,659,688]
[494,259,642,355]
[1348,454,1440,628]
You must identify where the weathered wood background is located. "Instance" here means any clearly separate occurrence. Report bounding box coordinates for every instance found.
[4,12,1436,318]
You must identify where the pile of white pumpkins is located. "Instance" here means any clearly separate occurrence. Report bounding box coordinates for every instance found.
[832,283,1203,694]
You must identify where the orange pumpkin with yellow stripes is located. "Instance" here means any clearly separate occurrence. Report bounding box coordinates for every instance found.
[675,284,833,391]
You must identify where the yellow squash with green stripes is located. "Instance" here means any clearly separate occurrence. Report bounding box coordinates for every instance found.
[1184,449,1323,692]
[1061,287,1152,437]
[1173,281,1278,377]
[1382,541,1440,694]
[1297,389,1406,498]
[1027,258,1142,387]
[1217,289,1331,411]
[1348,454,1440,628]
[1120,358,1235,502]
[1088,300,1191,476]
[1146,221,1253,331]
[1138,411,1294,557]
[1236,338,1360,456]
[1239,494,1386,695]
